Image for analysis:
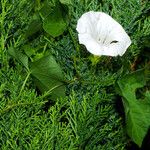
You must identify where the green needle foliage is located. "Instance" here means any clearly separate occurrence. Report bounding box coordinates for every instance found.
[0,0,150,149]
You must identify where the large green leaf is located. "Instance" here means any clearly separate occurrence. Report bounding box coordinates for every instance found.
[117,69,150,147]
[30,54,66,100]
[40,1,68,38]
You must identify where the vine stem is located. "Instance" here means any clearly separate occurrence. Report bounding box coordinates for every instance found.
[17,71,31,99]
[68,27,80,53]
[40,84,64,99]
[0,101,48,115]
[68,27,81,78]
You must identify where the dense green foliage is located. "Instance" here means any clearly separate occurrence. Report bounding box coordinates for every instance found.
[0,0,150,149]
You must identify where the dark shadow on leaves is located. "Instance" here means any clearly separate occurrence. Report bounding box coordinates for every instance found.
[141,127,150,150]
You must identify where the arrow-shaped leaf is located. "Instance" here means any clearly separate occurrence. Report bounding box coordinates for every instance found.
[117,69,150,147]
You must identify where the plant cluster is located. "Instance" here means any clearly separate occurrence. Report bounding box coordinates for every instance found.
[0,0,150,149]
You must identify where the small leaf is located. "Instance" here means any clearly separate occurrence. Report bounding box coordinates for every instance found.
[8,47,29,70]
[59,0,73,5]
[117,69,150,147]
[23,45,36,57]
[25,14,42,39]
[30,54,65,100]
[40,2,68,37]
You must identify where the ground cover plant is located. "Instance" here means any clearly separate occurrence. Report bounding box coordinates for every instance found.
[0,0,150,149]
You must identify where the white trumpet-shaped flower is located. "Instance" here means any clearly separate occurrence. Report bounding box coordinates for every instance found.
[76,11,131,56]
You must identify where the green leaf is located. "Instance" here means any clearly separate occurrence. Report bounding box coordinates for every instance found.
[59,0,73,5]
[23,45,36,57]
[8,47,29,70]
[30,54,65,100]
[40,2,68,38]
[117,69,150,147]
[25,14,42,39]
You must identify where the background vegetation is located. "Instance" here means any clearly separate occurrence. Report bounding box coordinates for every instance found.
[0,0,150,149]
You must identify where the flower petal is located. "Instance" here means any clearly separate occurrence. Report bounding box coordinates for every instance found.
[76,11,131,56]
[78,33,103,55]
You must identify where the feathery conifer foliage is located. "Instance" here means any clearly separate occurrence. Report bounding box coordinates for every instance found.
[0,0,150,149]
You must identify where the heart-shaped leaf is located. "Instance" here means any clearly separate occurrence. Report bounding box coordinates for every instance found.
[117,69,150,147]
[40,1,68,38]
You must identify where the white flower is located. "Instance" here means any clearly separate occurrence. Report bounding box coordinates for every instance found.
[76,11,131,56]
